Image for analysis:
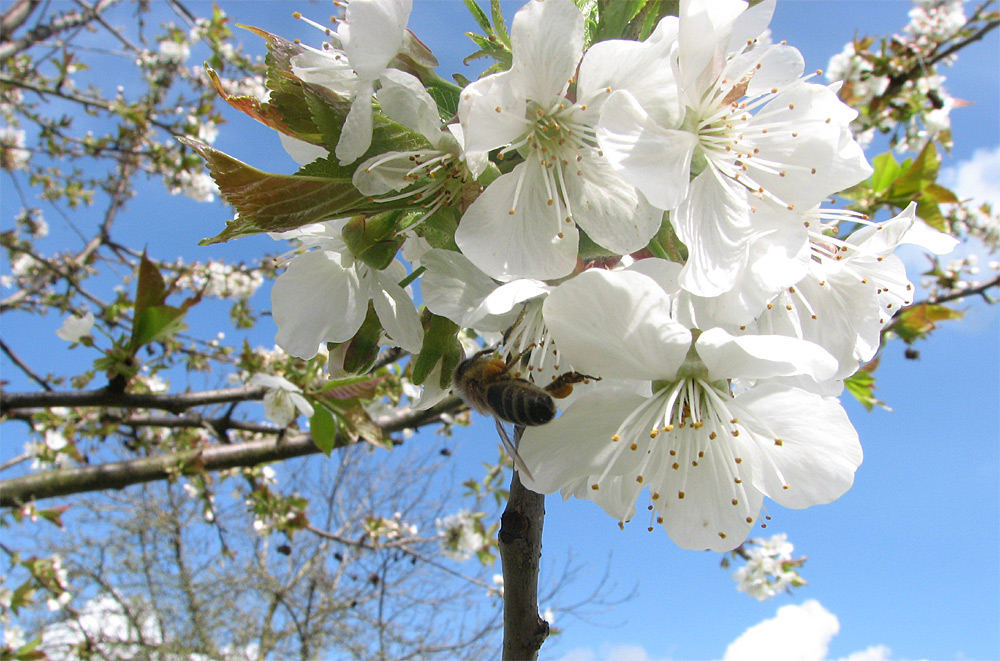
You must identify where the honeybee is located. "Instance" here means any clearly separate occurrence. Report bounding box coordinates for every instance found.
[452,348,599,480]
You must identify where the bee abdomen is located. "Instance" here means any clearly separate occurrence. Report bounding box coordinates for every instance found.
[486,383,556,426]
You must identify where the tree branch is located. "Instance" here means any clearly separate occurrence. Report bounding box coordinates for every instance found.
[0,0,121,62]
[0,384,269,416]
[0,397,464,507]
[498,431,549,661]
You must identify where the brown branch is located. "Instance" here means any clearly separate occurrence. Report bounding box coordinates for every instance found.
[0,338,53,391]
[0,0,121,62]
[498,431,548,661]
[0,385,269,416]
[0,397,464,507]
[0,0,41,41]
[926,274,1000,306]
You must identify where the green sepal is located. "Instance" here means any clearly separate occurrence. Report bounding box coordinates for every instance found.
[411,313,462,388]
[342,212,406,270]
[844,369,887,412]
[343,302,383,374]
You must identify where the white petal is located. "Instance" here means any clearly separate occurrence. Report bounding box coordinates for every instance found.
[377,68,441,144]
[248,373,300,392]
[340,0,411,80]
[369,268,424,353]
[336,86,375,164]
[519,388,648,511]
[597,90,697,211]
[291,48,358,97]
[577,17,681,125]
[420,249,517,332]
[678,0,748,93]
[272,250,364,359]
[696,328,838,382]
[543,269,691,380]
[738,383,862,508]
[475,279,550,316]
[263,390,295,427]
[564,151,663,255]
[278,133,329,166]
[651,439,762,552]
[455,161,579,281]
[288,392,315,419]
[457,71,528,177]
[748,83,872,207]
[674,167,754,296]
[508,0,583,103]
[56,312,95,342]
[727,0,774,51]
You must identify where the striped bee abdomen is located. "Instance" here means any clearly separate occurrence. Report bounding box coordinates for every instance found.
[485,381,556,426]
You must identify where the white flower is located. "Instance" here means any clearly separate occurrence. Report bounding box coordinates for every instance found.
[248,373,314,427]
[435,509,488,562]
[270,219,423,360]
[158,39,190,63]
[1,124,30,170]
[757,203,953,378]
[454,0,662,282]
[518,267,862,551]
[596,0,872,297]
[44,430,68,451]
[56,311,95,343]
[733,533,805,601]
[291,0,415,164]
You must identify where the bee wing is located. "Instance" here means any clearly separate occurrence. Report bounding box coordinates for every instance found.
[494,418,535,482]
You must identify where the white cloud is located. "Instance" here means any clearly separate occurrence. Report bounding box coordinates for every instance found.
[940,145,1000,208]
[723,599,840,661]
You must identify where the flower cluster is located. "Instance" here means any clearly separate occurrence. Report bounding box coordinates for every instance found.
[202,0,958,551]
[732,533,807,601]
[826,0,969,153]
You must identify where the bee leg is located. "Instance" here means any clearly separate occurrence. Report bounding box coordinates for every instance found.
[495,418,534,482]
[543,371,602,399]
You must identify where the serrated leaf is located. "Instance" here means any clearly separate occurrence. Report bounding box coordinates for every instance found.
[309,407,339,455]
[182,139,377,244]
[463,0,493,33]
[318,375,384,401]
[135,252,167,318]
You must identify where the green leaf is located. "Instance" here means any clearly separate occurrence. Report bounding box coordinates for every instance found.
[889,142,939,200]
[130,306,189,352]
[891,303,964,344]
[182,139,378,244]
[869,152,903,193]
[463,0,493,33]
[128,254,199,353]
[411,313,462,388]
[134,252,167,318]
[309,407,339,456]
[844,369,886,412]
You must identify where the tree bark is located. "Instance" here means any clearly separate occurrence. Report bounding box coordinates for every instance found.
[498,460,549,660]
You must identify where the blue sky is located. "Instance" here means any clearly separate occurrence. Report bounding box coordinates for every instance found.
[2,1,997,659]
